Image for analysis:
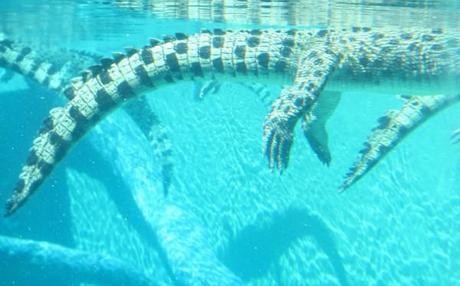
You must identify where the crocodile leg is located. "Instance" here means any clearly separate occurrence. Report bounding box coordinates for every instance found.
[123,95,174,196]
[193,80,275,107]
[451,128,460,144]
[0,68,15,82]
[192,79,221,100]
[241,82,276,108]
[301,90,341,166]
[196,78,341,166]
[263,45,343,170]
[340,94,460,191]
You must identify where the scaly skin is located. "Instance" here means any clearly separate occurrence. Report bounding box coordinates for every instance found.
[0,38,100,91]
[0,36,174,196]
[111,3,460,170]
[3,29,299,216]
[262,27,459,184]
[340,94,460,191]
[3,27,459,215]
[263,27,459,171]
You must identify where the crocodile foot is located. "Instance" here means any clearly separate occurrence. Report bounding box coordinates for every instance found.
[451,128,460,144]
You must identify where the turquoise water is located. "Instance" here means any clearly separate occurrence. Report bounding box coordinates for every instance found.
[0,1,459,285]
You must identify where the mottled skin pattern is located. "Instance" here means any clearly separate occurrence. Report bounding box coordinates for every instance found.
[0,38,100,91]
[261,27,459,190]
[3,29,298,216]
[3,27,459,216]
[0,36,174,196]
[340,94,460,191]
[264,41,343,169]
[263,27,459,171]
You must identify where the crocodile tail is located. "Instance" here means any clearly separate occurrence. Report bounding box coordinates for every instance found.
[340,94,460,192]
[5,29,300,215]
[0,37,174,197]
[4,105,89,216]
[4,34,159,216]
[0,36,100,92]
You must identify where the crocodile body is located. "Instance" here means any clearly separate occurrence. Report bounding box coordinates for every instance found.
[3,27,459,215]
[0,36,174,196]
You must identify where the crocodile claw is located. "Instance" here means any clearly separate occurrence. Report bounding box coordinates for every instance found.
[263,116,294,171]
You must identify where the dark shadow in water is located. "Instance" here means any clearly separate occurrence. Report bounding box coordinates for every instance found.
[1,80,180,285]
[221,207,349,286]
[69,140,182,285]
[1,81,180,285]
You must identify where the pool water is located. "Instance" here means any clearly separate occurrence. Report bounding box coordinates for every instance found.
[0,1,459,285]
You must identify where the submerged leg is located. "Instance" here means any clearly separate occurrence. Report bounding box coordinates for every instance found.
[241,82,277,108]
[451,128,460,144]
[0,68,15,82]
[194,79,277,109]
[123,96,174,196]
[340,94,460,191]
[263,46,342,170]
[192,80,221,100]
[301,90,341,166]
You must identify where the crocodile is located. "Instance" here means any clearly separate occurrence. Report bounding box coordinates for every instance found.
[110,2,460,176]
[0,35,243,285]
[3,27,459,216]
[452,128,460,144]
[340,94,460,191]
[195,79,341,165]
[0,35,174,196]
[262,28,458,171]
